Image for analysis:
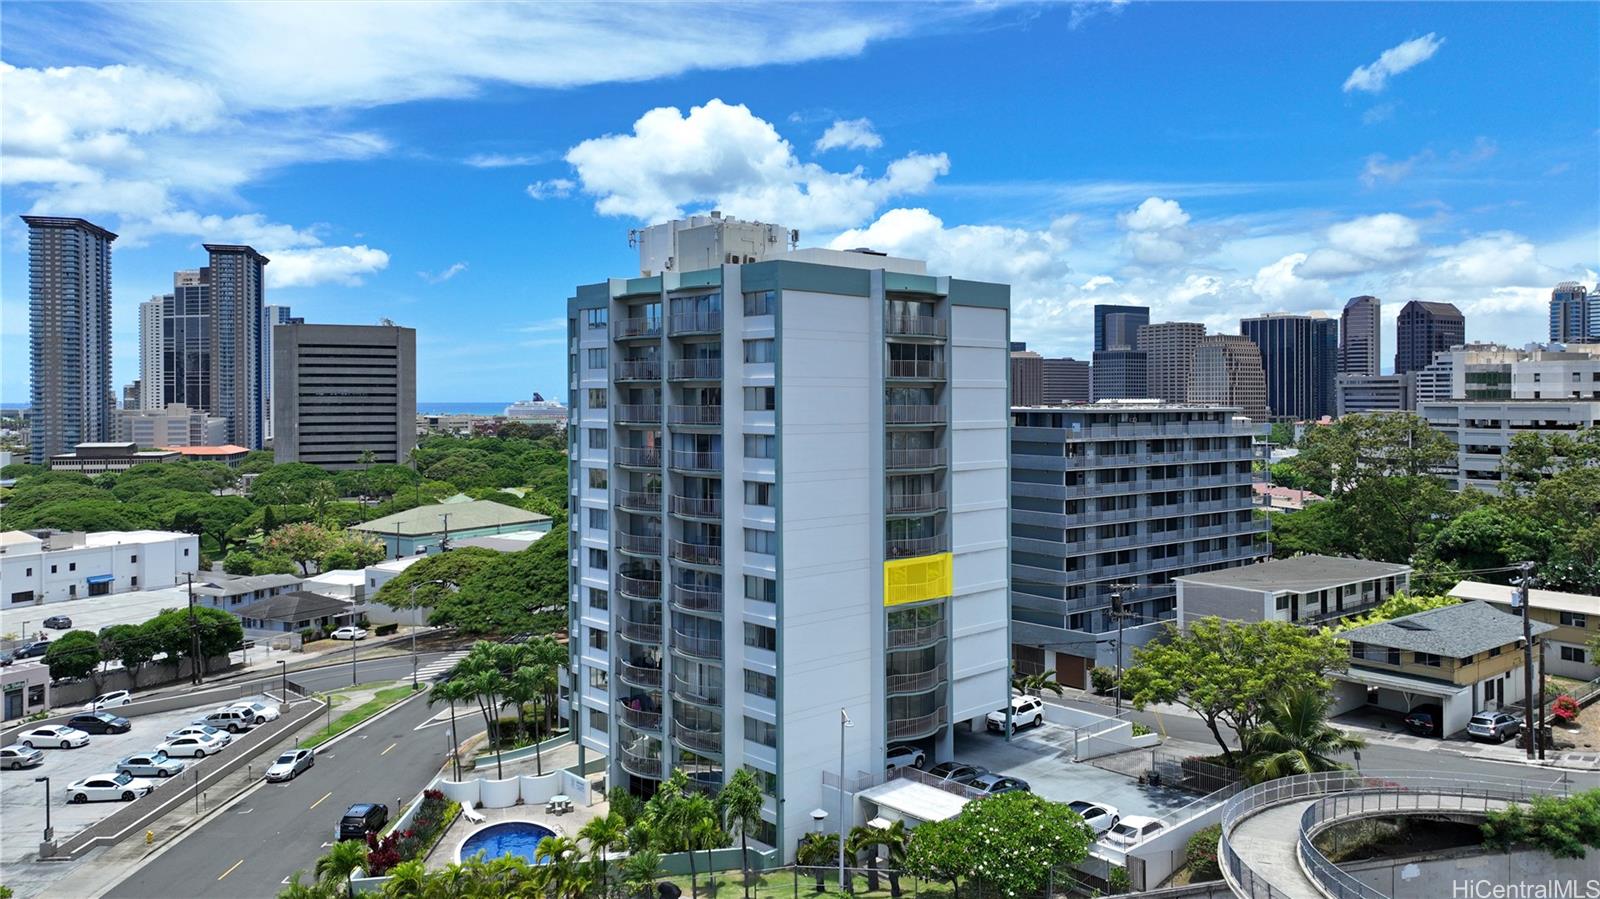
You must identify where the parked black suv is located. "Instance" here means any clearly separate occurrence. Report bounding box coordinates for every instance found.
[43,615,73,630]
[336,803,389,841]
[68,711,132,734]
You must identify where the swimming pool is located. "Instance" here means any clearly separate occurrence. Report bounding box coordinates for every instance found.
[457,821,557,864]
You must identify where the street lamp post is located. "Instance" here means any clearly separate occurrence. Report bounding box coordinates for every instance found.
[351,622,359,687]
[838,708,853,891]
[35,776,52,845]
[279,660,288,704]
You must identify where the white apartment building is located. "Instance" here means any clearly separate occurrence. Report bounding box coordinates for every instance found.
[115,403,229,447]
[1422,399,1600,491]
[1,529,200,606]
[567,217,1010,856]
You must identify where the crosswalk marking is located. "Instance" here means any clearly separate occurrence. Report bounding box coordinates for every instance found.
[414,649,470,681]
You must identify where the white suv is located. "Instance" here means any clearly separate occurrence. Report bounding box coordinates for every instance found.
[986,695,1045,734]
[199,708,257,733]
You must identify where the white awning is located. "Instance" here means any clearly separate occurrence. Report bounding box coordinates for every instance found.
[1331,667,1468,699]
[856,779,969,824]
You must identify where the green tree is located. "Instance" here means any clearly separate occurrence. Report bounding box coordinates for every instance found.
[223,550,259,575]
[1326,591,1459,633]
[1241,689,1365,783]
[139,607,244,674]
[717,768,766,899]
[619,848,663,899]
[314,839,369,895]
[99,624,154,687]
[797,832,840,894]
[1121,618,1350,765]
[44,629,100,681]
[264,521,339,575]
[1010,668,1065,698]
[167,495,256,555]
[251,462,335,505]
[578,811,628,899]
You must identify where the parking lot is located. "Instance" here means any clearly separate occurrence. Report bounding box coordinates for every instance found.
[954,719,1201,823]
[1,586,197,641]
[1,693,279,842]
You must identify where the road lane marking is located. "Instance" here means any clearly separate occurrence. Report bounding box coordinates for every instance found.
[218,859,245,880]
[380,742,397,756]
[309,790,333,810]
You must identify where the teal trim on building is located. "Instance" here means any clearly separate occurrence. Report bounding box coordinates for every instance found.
[884,272,942,296]
[574,283,610,309]
[675,268,724,289]
[741,260,872,297]
[948,278,1010,309]
[621,275,663,297]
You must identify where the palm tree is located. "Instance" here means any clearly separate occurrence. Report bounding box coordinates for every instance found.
[687,816,724,896]
[380,860,430,898]
[875,820,909,899]
[315,840,370,896]
[429,676,474,776]
[580,811,629,899]
[1242,689,1365,784]
[716,769,765,899]
[281,872,336,899]
[620,847,664,899]
[797,833,839,894]
[539,834,585,898]
[1010,667,1065,698]
[455,642,510,778]
[847,826,884,893]
[502,664,547,757]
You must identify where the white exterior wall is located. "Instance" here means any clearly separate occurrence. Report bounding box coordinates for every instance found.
[575,307,613,759]
[2,531,199,605]
[946,305,1010,726]
[1422,400,1600,491]
[139,298,165,410]
[776,287,876,853]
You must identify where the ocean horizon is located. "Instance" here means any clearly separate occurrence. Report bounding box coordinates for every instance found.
[417,401,515,415]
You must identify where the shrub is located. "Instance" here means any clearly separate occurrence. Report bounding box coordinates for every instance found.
[1481,790,1600,859]
[1185,825,1222,880]
[1132,722,1152,737]
[1108,866,1131,893]
[365,789,456,875]
[1552,695,1581,724]
[374,623,399,636]
[1090,666,1118,694]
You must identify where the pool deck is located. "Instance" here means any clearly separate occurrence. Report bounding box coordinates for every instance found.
[427,792,607,869]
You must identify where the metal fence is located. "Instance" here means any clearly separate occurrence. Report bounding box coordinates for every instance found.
[1219,771,1572,899]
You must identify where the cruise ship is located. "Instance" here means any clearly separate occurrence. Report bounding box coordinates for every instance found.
[503,393,568,424]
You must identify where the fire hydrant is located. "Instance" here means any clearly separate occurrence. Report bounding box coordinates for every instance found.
[145,830,154,846]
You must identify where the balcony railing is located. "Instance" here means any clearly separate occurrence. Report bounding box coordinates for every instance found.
[887,360,947,380]
[887,664,947,696]
[885,315,947,338]
[672,673,724,707]
[619,703,662,731]
[886,404,948,425]
[670,311,723,335]
[614,404,663,425]
[670,451,723,473]
[614,360,662,381]
[671,719,723,755]
[886,534,948,559]
[672,628,724,661]
[617,661,663,689]
[888,619,945,649]
[616,531,662,556]
[669,359,723,381]
[669,405,722,427]
[617,571,661,600]
[618,616,663,644]
[885,492,945,515]
[613,318,662,340]
[672,539,723,567]
[614,446,661,468]
[617,742,663,777]
[617,490,663,513]
[886,447,946,470]
[670,495,722,520]
[672,583,723,613]
[887,705,948,740]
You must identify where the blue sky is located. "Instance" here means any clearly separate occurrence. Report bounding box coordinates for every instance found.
[2,1,1596,401]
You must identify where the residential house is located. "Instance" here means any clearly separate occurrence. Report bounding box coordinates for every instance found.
[1449,580,1599,680]
[1175,554,1411,627]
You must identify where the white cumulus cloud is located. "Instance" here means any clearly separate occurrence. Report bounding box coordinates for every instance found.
[1119,196,1197,265]
[1297,213,1423,278]
[419,262,468,284]
[1343,33,1444,93]
[815,118,883,152]
[526,178,576,200]
[269,246,390,288]
[563,99,947,232]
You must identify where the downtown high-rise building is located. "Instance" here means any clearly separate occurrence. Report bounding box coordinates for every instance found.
[1339,295,1381,376]
[272,322,416,468]
[1240,312,1338,420]
[1138,321,1206,404]
[262,304,300,440]
[1188,334,1268,420]
[1010,346,1043,406]
[1549,282,1596,344]
[1091,349,1149,400]
[138,296,165,410]
[1094,304,1149,352]
[1041,357,1090,404]
[567,216,1009,856]
[1394,300,1465,375]
[206,245,270,448]
[23,216,117,462]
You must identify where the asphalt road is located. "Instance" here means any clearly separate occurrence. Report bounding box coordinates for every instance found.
[133,650,456,702]
[104,689,462,899]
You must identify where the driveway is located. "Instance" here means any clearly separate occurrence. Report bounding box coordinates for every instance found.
[1,693,278,844]
[954,725,1198,821]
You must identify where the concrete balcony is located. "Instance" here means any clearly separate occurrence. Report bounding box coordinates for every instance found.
[671,539,722,567]
[886,663,946,696]
[617,739,663,778]
[617,489,663,513]
[885,315,947,339]
[614,446,662,469]
[886,360,947,381]
[668,359,723,381]
[886,534,948,559]
[886,447,947,470]
[887,705,948,741]
[670,495,722,520]
[669,451,723,473]
[671,584,723,614]
[613,318,662,340]
[671,673,724,708]
[669,405,722,427]
[617,570,661,601]
[887,618,945,649]
[616,530,662,557]
[614,404,663,425]
[671,718,723,755]
[671,628,724,661]
[669,311,722,336]
[619,702,663,732]
[618,616,663,644]
[614,360,662,382]
[617,661,663,690]
[885,492,946,515]
[885,405,948,426]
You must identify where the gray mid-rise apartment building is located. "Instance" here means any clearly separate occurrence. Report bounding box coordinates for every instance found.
[1549,282,1596,345]
[24,216,118,463]
[1009,401,1266,687]
[272,323,417,469]
[1010,347,1043,406]
[566,216,1010,857]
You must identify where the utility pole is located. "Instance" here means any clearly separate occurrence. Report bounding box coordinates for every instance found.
[1109,583,1136,717]
[1515,561,1535,761]
[438,513,452,553]
[1537,640,1548,761]
[186,573,203,686]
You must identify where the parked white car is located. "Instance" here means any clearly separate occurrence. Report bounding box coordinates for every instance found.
[1104,815,1166,848]
[116,751,187,779]
[156,735,222,758]
[66,772,154,803]
[986,695,1046,733]
[165,725,232,747]
[885,745,927,771]
[83,690,133,711]
[229,701,281,724]
[330,626,368,641]
[1068,800,1121,835]
[16,726,90,749]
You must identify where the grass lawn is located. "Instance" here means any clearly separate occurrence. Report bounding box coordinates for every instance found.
[303,683,420,748]
[665,870,956,899]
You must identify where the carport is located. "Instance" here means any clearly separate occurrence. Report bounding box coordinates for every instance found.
[1329,669,1469,735]
[856,777,969,825]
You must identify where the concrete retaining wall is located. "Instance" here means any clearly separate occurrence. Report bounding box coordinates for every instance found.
[435,767,594,810]
[3,673,284,745]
